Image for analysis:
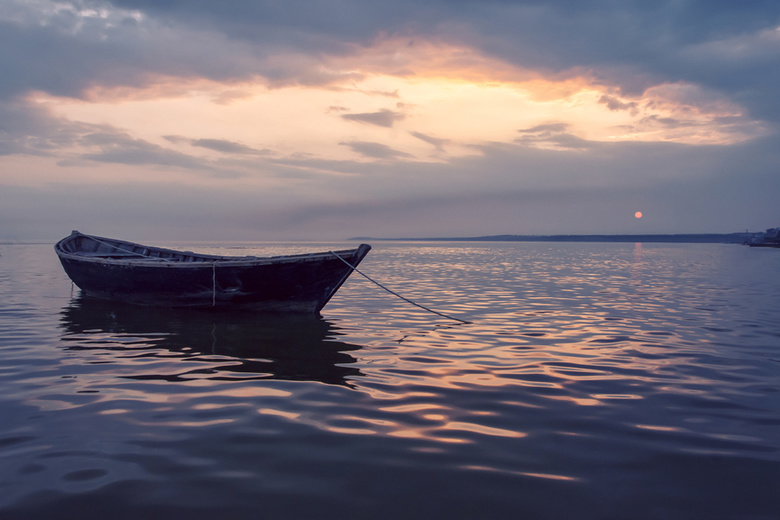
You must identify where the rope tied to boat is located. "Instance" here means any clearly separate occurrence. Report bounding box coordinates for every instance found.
[329,251,470,324]
[212,262,217,307]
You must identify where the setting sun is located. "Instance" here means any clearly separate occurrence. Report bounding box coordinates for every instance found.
[635,211,643,219]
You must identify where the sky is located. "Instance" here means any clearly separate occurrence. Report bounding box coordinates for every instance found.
[1,0,779,241]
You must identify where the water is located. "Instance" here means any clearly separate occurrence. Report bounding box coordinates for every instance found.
[1,241,779,519]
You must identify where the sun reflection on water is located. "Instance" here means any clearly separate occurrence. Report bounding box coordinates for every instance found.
[2,242,778,516]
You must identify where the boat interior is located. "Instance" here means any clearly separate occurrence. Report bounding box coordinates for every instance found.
[59,233,226,262]
[57,232,362,263]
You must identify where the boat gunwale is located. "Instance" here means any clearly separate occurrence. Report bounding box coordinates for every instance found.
[55,231,370,268]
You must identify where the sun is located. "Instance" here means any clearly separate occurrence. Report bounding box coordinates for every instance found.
[635,211,643,219]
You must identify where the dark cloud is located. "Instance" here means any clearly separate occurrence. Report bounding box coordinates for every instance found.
[2,0,780,240]
[78,131,209,169]
[0,101,103,156]
[187,138,270,156]
[515,124,592,150]
[457,1,780,123]
[599,95,639,113]
[0,17,153,101]
[97,1,779,123]
[64,129,257,179]
[638,115,692,128]
[3,1,779,123]
[339,141,414,159]
[341,109,405,128]
[0,104,221,172]
[0,3,278,102]
[107,0,425,45]
[1,129,778,243]
[519,123,570,135]
[6,133,778,241]
[410,131,449,152]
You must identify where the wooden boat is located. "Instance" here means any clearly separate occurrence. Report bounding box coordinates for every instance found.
[55,231,371,312]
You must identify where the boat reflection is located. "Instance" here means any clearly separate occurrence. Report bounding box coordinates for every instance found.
[59,296,364,386]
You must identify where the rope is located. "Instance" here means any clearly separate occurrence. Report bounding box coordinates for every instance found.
[212,262,217,307]
[330,251,470,324]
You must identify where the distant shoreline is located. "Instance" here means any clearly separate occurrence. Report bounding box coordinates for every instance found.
[350,233,756,244]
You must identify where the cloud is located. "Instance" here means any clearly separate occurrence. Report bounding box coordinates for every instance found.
[519,123,570,135]
[341,109,405,128]
[0,100,101,156]
[181,137,270,156]
[515,124,592,151]
[0,1,296,101]
[4,1,780,123]
[339,141,414,160]
[2,0,780,241]
[410,131,449,152]
[3,129,780,242]
[599,95,639,113]
[77,131,212,169]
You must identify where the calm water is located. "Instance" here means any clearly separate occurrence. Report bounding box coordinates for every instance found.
[1,241,779,519]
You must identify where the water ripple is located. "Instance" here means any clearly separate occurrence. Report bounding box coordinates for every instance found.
[1,242,779,518]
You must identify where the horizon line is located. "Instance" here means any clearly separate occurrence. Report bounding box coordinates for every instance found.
[348,231,762,244]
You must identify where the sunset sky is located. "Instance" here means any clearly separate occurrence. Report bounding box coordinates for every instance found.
[2,0,779,241]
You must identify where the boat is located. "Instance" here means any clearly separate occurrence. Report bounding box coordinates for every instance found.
[55,230,371,312]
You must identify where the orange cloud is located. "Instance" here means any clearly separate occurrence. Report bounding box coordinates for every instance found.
[24,35,767,178]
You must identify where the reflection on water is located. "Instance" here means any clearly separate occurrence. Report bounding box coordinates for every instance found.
[1,242,780,519]
[59,296,363,386]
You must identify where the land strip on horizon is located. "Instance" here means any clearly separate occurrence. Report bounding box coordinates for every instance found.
[350,233,757,244]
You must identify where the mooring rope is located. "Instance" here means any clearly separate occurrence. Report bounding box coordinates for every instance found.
[212,262,217,307]
[329,251,470,324]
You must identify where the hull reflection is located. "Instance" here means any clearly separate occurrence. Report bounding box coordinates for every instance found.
[59,295,363,386]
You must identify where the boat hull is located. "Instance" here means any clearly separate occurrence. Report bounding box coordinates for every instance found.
[55,232,371,313]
